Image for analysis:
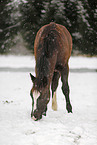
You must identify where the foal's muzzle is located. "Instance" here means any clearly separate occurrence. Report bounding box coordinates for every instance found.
[31,110,42,121]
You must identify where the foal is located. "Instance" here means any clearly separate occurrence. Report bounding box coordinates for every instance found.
[30,22,72,120]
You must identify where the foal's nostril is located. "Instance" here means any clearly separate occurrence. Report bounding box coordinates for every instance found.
[32,116,37,121]
[31,112,38,121]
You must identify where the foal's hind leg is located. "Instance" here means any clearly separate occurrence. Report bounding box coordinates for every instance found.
[51,71,60,111]
[61,64,72,113]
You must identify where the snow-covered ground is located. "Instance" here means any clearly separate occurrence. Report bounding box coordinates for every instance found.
[0,55,97,145]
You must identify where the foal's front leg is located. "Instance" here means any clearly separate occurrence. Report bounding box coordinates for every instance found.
[61,64,72,113]
[43,90,50,116]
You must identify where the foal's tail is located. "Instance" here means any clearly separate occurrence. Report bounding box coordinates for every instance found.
[36,23,59,87]
[43,24,59,58]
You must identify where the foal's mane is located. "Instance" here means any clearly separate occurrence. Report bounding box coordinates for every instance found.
[35,23,60,88]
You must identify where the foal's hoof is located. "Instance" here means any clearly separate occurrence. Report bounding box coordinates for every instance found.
[66,103,72,113]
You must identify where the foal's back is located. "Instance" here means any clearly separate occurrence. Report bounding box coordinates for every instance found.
[34,22,72,67]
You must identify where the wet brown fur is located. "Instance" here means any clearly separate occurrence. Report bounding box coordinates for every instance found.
[30,22,72,120]
[34,22,72,89]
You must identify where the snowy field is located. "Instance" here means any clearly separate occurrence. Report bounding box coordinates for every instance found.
[0,55,97,145]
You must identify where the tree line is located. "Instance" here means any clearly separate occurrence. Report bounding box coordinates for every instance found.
[0,0,96,55]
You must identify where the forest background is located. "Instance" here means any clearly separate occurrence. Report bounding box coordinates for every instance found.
[0,0,96,55]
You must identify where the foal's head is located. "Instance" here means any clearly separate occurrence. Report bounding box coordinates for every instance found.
[30,73,50,121]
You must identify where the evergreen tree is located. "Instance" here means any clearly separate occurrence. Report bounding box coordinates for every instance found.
[61,0,78,32]
[42,0,64,25]
[61,0,79,52]
[80,0,97,55]
[20,0,45,52]
[0,0,96,55]
[42,0,58,24]
[0,0,20,53]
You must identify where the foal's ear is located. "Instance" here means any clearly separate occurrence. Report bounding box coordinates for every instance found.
[30,73,36,83]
